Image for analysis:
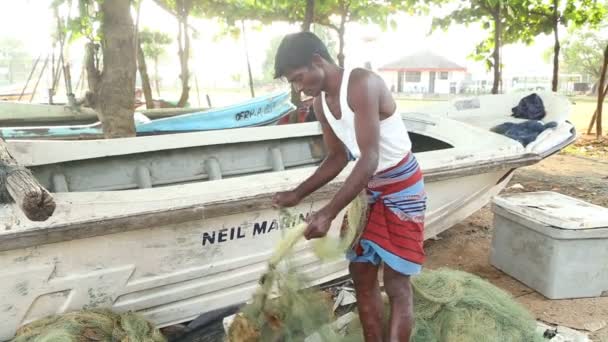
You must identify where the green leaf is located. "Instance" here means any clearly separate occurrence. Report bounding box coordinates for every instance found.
[390,18,397,31]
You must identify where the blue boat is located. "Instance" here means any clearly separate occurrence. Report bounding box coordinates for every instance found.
[0,91,294,140]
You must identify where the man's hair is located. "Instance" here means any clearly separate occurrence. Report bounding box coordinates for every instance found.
[274,31,335,79]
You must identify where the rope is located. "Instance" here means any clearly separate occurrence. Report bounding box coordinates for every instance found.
[0,161,30,203]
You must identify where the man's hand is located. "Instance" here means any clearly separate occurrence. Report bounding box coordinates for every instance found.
[272,190,301,208]
[304,207,336,240]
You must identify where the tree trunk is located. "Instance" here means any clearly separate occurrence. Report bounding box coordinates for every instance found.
[242,20,255,98]
[176,0,191,108]
[337,14,347,68]
[594,43,608,138]
[289,0,316,123]
[154,56,161,97]
[55,5,75,107]
[137,42,155,108]
[551,0,560,92]
[133,0,152,108]
[491,7,501,95]
[95,0,137,138]
[63,60,76,107]
[302,0,315,32]
[588,83,608,134]
[85,42,100,96]
[587,83,608,134]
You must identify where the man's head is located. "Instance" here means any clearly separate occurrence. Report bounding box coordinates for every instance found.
[274,32,335,97]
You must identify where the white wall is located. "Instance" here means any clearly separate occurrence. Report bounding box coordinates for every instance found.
[379,71,398,92]
[381,70,466,94]
[434,72,466,94]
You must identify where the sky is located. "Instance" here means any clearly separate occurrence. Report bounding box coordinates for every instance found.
[0,0,558,91]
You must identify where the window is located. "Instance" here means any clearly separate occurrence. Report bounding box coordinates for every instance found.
[405,71,421,83]
[439,71,449,80]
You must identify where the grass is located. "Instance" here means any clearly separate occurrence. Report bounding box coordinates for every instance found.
[562,135,608,160]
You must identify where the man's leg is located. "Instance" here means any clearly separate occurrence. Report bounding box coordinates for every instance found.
[383,264,414,341]
[350,262,383,342]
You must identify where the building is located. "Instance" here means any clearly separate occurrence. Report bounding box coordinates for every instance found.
[378,51,467,95]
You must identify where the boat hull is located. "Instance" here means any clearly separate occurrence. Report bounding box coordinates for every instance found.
[0,102,208,126]
[0,92,292,139]
[0,167,513,340]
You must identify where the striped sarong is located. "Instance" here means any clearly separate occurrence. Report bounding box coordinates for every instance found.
[347,152,426,275]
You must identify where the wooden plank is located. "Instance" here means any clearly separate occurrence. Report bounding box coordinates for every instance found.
[0,138,55,221]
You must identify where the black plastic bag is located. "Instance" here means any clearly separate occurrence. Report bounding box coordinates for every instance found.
[511,93,546,120]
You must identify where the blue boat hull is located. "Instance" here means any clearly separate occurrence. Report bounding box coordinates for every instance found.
[0,92,294,140]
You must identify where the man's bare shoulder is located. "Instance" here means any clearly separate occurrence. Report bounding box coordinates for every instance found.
[346,68,384,108]
[348,68,383,89]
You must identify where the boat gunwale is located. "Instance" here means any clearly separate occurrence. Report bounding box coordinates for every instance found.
[6,122,324,166]
[6,112,519,166]
[0,126,575,252]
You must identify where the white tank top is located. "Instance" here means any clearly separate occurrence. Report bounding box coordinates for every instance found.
[321,67,412,173]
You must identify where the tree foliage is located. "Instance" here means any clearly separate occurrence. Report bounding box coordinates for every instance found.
[0,38,30,84]
[432,0,606,93]
[521,0,606,91]
[51,0,103,43]
[260,25,338,83]
[185,0,401,67]
[140,28,172,61]
[562,28,607,80]
[433,0,520,93]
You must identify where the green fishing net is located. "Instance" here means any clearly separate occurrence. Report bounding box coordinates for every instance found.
[340,269,545,342]
[12,309,166,342]
[227,195,544,342]
[226,194,368,341]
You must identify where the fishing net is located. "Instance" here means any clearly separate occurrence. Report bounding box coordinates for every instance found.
[226,193,368,342]
[12,309,166,342]
[227,194,544,342]
[339,269,545,342]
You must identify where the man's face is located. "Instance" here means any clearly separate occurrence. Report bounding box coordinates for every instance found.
[284,62,324,98]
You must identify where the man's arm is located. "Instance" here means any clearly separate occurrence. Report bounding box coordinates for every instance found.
[273,97,348,207]
[304,70,381,239]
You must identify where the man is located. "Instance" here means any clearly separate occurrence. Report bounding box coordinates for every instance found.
[272,32,426,341]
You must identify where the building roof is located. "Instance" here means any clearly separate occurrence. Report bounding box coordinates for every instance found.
[379,50,466,72]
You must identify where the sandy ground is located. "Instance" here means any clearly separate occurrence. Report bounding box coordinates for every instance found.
[424,154,608,341]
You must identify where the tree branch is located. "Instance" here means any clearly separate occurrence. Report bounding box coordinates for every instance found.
[151,0,199,35]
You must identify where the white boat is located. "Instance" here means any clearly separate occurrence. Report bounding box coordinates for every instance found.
[0,92,574,340]
[417,91,571,129]
[0,101,207,126]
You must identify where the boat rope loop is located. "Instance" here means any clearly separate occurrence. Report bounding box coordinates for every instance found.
[0,161,29,203]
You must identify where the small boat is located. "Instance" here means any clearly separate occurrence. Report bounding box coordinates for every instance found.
[416,91,570,129]
[0,92,294,140]
[0,93,30,102]
[0,101,209,126]
[0,92,574,340]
